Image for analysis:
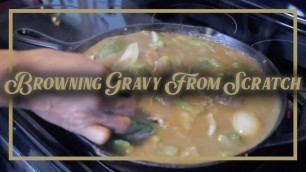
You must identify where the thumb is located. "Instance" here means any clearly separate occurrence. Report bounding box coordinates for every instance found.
[80,125,111,145]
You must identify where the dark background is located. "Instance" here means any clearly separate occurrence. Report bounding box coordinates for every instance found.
[0,0,306,172]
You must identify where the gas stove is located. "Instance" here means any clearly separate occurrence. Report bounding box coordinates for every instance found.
[0,0,306,172]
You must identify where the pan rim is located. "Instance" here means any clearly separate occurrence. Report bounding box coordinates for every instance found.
[86,23,288,169]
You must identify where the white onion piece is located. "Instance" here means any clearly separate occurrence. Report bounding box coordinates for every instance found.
[88,55,95,61]
[112,42,139,71]
[207,113,217,136]
[151,31,159,43]
[233,111,261,136]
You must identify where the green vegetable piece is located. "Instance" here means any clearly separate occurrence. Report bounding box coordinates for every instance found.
[187,39,214,50]
[218,134,232,147]
[174,98,205,117]
[99,39,126,57]
[111,139,133,155]
[228,132,241,143]
[156,40,165,47]
[232,62,241,69]
[149,40,165,48]
[118,119,156,142]
[221,151,233,157]
[197,56,225,70]
[187,40,208,46]
[197,56,223,68]
[218,132,241,147]
[180,146,199,157]
[159,55,181,66]
[150,136,160,143]
[157,144,178,156]
[174,98,193,111]
[129,63,147,75]
[198,60,211,69]
[211,59,224,68]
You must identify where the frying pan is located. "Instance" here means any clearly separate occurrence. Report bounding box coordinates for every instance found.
[13,23,306,171]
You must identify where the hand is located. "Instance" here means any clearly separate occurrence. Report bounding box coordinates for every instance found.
[20,94,136,145]
[11,49,137,145]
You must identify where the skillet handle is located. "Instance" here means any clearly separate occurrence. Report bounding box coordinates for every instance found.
[14,28,74,51]
[260,93,306,148]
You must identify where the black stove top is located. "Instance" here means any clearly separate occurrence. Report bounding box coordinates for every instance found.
[1,0,306,172]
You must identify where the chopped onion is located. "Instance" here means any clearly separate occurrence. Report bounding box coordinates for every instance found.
[207,113,217,136]
[157,144,178,157]
[112,42,139,71]
[88,55,95,61]
[180,146,199,157]
[151,31,159,43]
[233,111,260,136]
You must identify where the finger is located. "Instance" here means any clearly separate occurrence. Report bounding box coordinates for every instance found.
[79,125,111,145]
[24,49,110,75]
[100,98,137,117]
[58,50,110,75]
[94,114,131,133]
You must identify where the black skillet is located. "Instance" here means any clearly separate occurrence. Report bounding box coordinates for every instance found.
[13,23,306,171]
